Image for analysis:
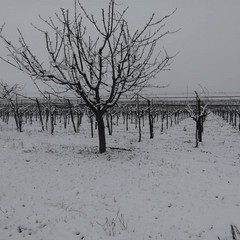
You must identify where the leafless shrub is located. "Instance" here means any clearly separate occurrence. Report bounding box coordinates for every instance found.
[218,225,240,240]
[97,209,128,236]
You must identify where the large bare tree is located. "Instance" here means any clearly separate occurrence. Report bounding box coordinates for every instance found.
[0,0,176,153]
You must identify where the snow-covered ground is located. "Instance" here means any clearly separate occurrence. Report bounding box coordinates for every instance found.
[0,113,240,240]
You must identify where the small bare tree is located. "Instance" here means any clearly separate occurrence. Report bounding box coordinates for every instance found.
[0,82,24,132]
[0,0,176,152]
[186,92,209,147]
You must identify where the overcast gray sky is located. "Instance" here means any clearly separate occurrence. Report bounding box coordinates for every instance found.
[0,0,240,96]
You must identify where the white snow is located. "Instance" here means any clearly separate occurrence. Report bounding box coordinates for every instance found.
[0,113,240,240]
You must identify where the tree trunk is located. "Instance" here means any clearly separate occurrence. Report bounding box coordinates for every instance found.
[137,95,141,142]
[116,114,119,126]
[90,116,94,138]
[36,98,44,131]
[45,108,49,131]
[166,114,169,129]
[238,113,240,131]
[106,114,112,136]
[50,110,55,135]
[63,112,67,129]
[17,110,23,133]
[126,111,129,131]
[138,115,141,142]
[161,114,164,133]
[96,114,106,153]
[234,111,237,128]
[197,118,202,143]
[67,99,77,133]
[148,100,154,139]
[9,99,20,131]
[195,121,199,148]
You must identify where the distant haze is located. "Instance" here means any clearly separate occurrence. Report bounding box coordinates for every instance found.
[0,0,240,96]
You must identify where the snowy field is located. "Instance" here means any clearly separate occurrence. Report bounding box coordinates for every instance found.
[0,113,240,240]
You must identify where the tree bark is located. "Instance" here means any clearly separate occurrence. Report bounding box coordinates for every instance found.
[195,121,199,148]
[36,98,44,131]
[96,114,106,153]
[67,99,77,133]
[90,116,94,138]
[148,100,154,139]
[137,95,141,142]
[126,111,129,131]
[238,113,240,131]
[50,109,55,135]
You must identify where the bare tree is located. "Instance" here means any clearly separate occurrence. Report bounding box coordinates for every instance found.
[186,92,209,148]
[0,82,25,132]
[0,0,176,153]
